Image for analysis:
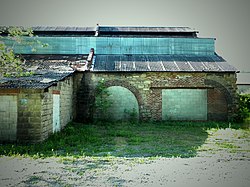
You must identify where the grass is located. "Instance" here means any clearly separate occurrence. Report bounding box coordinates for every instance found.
[0,121,249,158]
[197,125,250,157]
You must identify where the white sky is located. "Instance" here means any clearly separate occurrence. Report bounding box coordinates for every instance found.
[0,0,250,73]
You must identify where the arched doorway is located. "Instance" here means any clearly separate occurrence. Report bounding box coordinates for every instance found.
[106,86,139,121]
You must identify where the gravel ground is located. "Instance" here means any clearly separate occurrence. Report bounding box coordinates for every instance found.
[0,128,249,187]
[0,153,249,187]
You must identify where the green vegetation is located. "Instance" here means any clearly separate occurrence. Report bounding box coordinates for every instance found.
[233,94,250,122]
[1,122,249,159]
[197,127,250,156]
[93,79,112,121]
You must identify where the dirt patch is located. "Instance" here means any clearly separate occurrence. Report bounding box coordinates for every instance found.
[0,153,250,187]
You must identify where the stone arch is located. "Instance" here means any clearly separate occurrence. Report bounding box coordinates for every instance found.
[104,80,143,120]
[205,79,233,103]
[205,78,237,120]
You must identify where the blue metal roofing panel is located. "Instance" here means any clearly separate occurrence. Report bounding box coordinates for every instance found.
[1,36,215,55]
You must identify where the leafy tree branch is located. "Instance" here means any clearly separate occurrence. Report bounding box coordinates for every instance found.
[0,27,48,78]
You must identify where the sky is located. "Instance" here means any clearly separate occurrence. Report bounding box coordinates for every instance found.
[0,0,250,74]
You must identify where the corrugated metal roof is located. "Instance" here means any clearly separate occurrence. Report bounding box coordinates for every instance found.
[0,26,198,37]
[0,53,238,89]
[31,26,95,32]
[93,54,238,72]
[22,55,87,71]
[99,26,198,33]
[28,26,198,33]
[0,54,87,89]
[0,72,73,89]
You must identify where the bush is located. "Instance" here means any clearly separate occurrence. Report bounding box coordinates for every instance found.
[233,94,250,122]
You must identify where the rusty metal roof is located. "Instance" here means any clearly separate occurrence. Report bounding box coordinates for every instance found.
[93,54,238,72]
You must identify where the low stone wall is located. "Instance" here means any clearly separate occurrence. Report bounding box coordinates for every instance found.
[77,72,238,122]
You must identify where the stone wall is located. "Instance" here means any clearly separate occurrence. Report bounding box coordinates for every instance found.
[75,73,94,123]
[17,89,43,143]
[206,73,238,121]
[77,72,238,122]
[40,90,53,141]
[0,71,238,143]
[41,76,74,141]
[58,77,74,129]
[0,89,46,143]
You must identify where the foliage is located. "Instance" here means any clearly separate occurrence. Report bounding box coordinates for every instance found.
[94,79,112,121]
[232,94,250,122]
[0,26,48,77]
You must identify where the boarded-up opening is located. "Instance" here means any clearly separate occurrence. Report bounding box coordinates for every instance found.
[162,89,207,120]
[106,86,139,121]
[53,94,60,133]
[0,96,17,141]
[207,88,228,120]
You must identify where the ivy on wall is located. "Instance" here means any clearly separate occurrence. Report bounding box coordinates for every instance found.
[93,79,112,121]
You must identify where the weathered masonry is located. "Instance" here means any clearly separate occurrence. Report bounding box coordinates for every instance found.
[0,26,238,143]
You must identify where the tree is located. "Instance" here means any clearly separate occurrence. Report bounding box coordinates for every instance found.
[0,27,47,78]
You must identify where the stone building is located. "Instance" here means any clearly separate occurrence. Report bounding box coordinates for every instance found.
[0,26,238,143]
[237,73,250,94]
